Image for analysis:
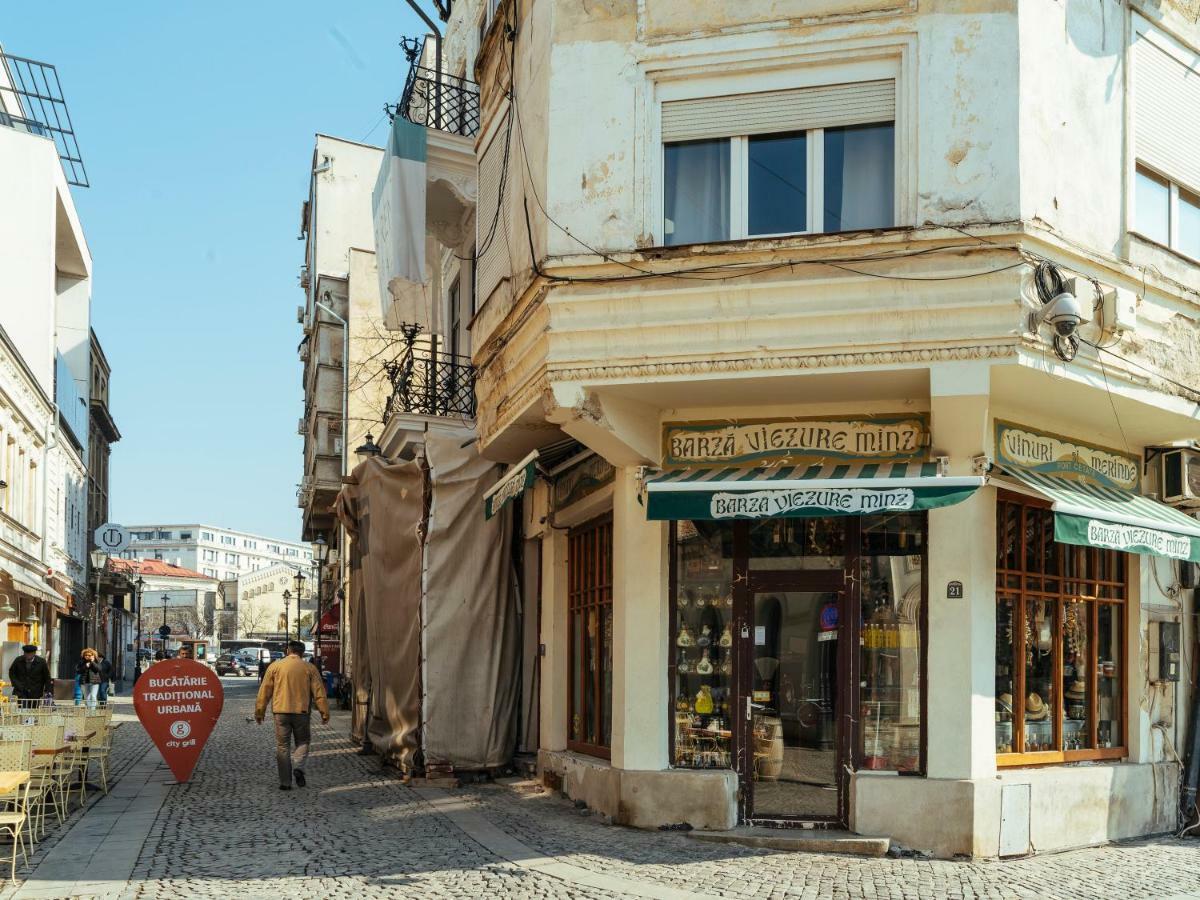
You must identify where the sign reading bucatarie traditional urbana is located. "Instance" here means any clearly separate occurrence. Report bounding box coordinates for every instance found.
[134,659,224,783]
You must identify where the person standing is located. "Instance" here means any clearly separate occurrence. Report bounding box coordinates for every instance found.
[254,641,329,790]
[8,645,52,707]
[76,649,103,709]
[97,653,113,705]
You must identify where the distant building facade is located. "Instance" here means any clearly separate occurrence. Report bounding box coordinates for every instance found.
[121,524,314,581]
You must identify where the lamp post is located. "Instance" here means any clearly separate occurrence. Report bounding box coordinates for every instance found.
[89,549,109,653]
[354,433,382,464]
[313,534,327,661]
[292,569,306,642]
[282,589,291,644]
[134,577,145,681]
[161,592,169,656]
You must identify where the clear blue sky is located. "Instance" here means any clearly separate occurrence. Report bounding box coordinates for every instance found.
[4,1,424,541]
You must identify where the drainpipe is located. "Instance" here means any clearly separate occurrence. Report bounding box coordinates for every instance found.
[404,0,443,127]
[39,403,58,672]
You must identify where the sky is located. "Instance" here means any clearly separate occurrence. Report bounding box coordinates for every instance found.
[4,1,423,541]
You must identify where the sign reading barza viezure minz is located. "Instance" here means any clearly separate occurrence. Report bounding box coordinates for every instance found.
[711,487,916,519]
[664,415,927,466]
[1082,520,1192,560]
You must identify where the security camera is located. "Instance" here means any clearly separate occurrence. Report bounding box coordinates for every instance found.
[1029,291,1083,338]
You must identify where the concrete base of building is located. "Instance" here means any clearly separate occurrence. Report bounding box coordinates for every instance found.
[538,749,738,831]
[852,762,1179,859]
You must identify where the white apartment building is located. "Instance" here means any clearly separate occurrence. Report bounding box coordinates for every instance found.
[0,46,96,674]
[122,524,314,582]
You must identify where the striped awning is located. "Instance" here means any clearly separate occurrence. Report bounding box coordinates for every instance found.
[995,465,1200,562]
[645,462,982,521]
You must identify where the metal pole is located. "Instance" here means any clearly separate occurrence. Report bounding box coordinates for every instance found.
[135,583,143,681]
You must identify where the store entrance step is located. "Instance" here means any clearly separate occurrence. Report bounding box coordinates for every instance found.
[688,827,890,857]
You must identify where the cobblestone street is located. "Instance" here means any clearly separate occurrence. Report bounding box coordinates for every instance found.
[4,679,1200,899]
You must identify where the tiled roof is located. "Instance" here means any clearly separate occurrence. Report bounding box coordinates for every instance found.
[108,559,212,580]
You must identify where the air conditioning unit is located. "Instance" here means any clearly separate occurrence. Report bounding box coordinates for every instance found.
[299,343,310,362]
[298,418,307,436]
[296,306,305,324]
[299,266,311,289]
[1161,448,1200,506]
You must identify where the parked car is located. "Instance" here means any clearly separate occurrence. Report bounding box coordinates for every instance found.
[215,653,258,677]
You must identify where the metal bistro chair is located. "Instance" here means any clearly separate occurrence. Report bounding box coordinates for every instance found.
[78,713,109,800]
[0,739,34,881]
[15,721,64,839]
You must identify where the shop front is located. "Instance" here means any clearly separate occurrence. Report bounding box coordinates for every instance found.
[645,415,981,827]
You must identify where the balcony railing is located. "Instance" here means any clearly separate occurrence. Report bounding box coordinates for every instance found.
[1,53,88,187]
[395,38,479,138]
[385,344,476,421]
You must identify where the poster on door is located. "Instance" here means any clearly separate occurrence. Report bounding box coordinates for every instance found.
[133,659,224,783]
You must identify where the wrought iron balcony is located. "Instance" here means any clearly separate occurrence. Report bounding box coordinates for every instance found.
[385,344,476,421]
[395,38,479,138]
[1,53,88,187]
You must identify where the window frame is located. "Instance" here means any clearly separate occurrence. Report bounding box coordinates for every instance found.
[663,123,898,245]
[1132,163,1200,263]
[566,514,614,760]
[995,491,1128,768]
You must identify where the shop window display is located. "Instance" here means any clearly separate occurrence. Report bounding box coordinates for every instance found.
[858,514,924,772]
[672,520,734,768]
[995,493,1126,763]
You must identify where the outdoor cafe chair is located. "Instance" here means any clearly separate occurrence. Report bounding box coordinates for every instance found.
[0,739,34,880]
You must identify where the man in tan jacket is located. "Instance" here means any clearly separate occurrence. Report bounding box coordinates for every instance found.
[255,641,329,790]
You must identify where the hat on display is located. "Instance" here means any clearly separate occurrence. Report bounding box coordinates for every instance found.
[20,645,37,653]
[998,693,1013,713]
[1025,692,1048,721]
[1066,679,1086,702]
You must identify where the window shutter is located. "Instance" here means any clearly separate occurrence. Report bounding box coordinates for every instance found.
[475,121,508,306]
[1134,33,1200,194]
[662,80,895,143]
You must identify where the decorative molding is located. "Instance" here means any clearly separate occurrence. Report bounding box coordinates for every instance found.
[546,342,1019,383]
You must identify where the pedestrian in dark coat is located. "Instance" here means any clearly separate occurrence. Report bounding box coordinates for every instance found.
[8,645,52,706]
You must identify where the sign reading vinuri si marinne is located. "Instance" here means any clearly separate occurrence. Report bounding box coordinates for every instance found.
[994,420,1140,491]
[663,415,927,466]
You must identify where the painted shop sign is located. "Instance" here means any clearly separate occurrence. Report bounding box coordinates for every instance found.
[710,487,916,519]
[994,420,1140,491]
[553,453,615,511]
[664,415,927,466]
[1083,520,1191,560]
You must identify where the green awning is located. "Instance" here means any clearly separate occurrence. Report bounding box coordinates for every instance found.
[996,465,1200,562]
[484,451,538,520]
[645,462,982,521]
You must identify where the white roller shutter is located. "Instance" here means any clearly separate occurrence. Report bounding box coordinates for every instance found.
[475,119,508,305]
[1134,29,1200,193]
[662,80,895,143]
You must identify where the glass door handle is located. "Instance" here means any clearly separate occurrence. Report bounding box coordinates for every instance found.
[746,696,752,721]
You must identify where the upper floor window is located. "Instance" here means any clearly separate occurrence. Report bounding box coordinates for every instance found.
[200,531,214,541]
[133,531,153,541]
[179,531,192,541]
[662,80,896,246]
[1131,19,1200,262]
[1135,166,1200,261]
[220,535,236,545]
[156,530,172,540]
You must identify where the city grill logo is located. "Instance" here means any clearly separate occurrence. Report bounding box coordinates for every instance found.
[996,422,1139,490]
[666,418,924,466]
[711,488,916,519]
[1086,520,1190,560]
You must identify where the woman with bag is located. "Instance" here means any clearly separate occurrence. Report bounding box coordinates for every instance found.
[76,648,103,709]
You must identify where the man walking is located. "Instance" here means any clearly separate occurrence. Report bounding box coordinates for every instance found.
[8,645,52,707]
[254,641,328,790]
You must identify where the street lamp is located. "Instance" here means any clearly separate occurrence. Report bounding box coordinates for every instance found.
[134,577,145,680]
[354,433,382,464]
[292,569,306,642]
[90,549,109,651]
[282,589,291,643]
[314,533,329,661]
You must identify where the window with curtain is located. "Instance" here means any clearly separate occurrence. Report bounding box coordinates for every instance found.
[662,80,896,246]
[995,492,1126,765]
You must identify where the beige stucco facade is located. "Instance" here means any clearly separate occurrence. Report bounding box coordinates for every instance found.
[397,0,1200,859]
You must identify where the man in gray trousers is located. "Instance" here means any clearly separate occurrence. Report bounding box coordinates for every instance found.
[254,641,329,790]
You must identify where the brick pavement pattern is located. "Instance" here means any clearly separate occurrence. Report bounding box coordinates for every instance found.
[5,678,1200,898]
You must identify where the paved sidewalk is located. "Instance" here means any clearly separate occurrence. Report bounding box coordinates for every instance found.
[11,750,170,900]
[5,679,1200,899]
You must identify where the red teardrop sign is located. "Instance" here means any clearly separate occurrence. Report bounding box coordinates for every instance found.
[133,659,224,783]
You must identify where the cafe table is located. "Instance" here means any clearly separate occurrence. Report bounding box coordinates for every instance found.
[0,771,28,794]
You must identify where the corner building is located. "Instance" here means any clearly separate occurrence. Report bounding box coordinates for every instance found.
[407,0,1200,857]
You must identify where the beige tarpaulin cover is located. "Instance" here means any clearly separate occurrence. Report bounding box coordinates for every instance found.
[422,431,519,769]
[335,456,423,769]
